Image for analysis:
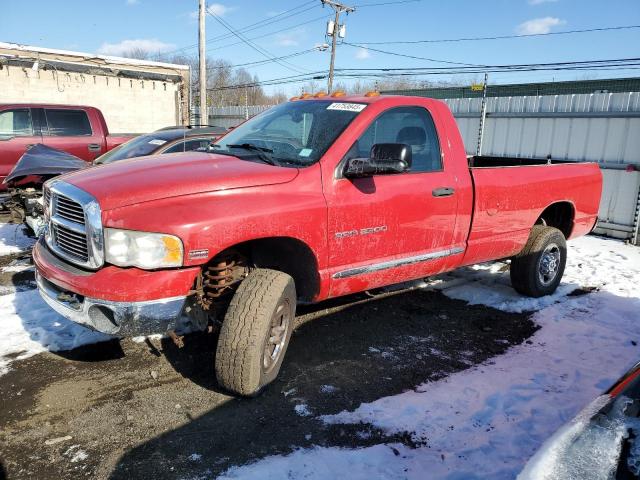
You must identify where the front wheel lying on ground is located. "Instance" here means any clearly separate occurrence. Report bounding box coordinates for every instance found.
[510,225,567,298]
[215,268,296,397]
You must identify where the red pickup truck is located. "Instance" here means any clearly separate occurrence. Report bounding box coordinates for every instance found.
[0,104,133,186]
[33,94,602,396]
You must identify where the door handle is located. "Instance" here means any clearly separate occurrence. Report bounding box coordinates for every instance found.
[88,143,101,152]
[432,187,455,197]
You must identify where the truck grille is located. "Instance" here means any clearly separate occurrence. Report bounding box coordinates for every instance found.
[55,195,85,225]
[52,222,89,262]
[44,181,104,269]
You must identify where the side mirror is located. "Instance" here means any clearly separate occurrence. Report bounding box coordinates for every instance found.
[344,143,412,178]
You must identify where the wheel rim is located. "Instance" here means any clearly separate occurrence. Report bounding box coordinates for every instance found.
[263,300,291,374]
[538,243,561,286]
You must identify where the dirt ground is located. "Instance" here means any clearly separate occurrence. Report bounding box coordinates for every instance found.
[0,257,537,480]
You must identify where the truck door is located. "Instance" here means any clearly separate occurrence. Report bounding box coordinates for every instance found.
[42,108,103,161]
[0,107,42,184]
[325,105,460,296]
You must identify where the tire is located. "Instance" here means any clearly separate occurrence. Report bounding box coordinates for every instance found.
[510,225,567,298]
[215,268,296,397]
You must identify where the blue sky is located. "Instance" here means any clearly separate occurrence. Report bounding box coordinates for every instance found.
[2,0,639,95]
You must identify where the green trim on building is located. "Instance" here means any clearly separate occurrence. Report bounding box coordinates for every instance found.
[383,77,640,99]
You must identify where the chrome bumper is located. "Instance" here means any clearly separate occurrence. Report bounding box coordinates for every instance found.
[36,272,187,336]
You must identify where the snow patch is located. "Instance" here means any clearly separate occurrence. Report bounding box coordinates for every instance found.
[0,289,112,375]
[294,404,312,417]
[219,444,418,480]
[320,384,338,394]
[0,223,35,255]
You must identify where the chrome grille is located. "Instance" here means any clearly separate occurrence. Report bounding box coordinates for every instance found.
[55,195,85,225]
[44,180,104,269]
[52,223,89,262]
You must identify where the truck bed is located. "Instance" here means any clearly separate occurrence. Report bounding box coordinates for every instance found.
[461,160,602,266]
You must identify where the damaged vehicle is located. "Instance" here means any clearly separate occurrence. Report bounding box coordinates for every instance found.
[3,126,227,233]
[33,93,602,396]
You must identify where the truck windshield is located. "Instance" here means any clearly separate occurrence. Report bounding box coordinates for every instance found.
[209,100,365,167]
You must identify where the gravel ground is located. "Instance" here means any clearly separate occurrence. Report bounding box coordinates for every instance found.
[0,259,536,480]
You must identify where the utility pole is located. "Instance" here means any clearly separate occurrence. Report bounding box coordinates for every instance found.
[321,0,354,93]
[198,0,207,125]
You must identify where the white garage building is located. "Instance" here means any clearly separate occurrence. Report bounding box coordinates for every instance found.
[0,42,190,133]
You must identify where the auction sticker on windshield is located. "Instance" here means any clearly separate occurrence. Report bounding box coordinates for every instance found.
[326,103,367,112]
[148,139,167,145]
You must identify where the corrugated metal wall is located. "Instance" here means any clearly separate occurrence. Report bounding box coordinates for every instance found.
[445,92,640,164]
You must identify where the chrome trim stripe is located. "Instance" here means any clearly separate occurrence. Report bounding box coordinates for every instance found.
[332,247,465,279]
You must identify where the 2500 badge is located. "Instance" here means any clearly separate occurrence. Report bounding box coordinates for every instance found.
[335,225,387,239]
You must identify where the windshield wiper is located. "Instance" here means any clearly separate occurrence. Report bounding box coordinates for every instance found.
[226,143,277,166]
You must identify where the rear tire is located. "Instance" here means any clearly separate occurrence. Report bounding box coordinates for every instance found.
[510,225,567,298]
[215,268,296,397]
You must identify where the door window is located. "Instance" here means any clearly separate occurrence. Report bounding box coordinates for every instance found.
[0,109,34,137]
[345,106,442,173]
[44,109,92,136]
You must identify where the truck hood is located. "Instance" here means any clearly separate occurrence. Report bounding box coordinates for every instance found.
[61,152,299,211]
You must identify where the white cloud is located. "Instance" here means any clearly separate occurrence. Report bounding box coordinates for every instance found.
[516,17,566,35]
[125,0,139,5]
[275,34,299,47]
[97,39,176,56]
[528,0,559,4]
[355,46,371,60]
[274,28,306,47]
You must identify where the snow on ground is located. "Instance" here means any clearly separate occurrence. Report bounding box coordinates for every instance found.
[0,288,112,376]
[0,223,36,255]
[220,236,640,480]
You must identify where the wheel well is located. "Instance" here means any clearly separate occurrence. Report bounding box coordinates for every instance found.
[215,237,320,302]
[536,202,574,238]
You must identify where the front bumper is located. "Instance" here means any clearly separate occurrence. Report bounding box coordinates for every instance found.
[36,271,187,336]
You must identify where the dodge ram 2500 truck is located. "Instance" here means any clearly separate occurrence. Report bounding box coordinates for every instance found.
[33,93,602,396]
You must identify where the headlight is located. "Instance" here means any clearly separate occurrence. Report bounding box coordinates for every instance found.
[104,228,183,269]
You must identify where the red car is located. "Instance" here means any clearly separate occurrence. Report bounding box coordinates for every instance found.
[33,93,602,396]
[0,104,134,187]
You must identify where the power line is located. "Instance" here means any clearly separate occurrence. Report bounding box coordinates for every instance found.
[206,57,640,91]
[207,14,332,53]
[350,24,640,45]
[342,42,486,67]
[206,9,309,75]
[354,0,422,6]
[206,48,321,71]
[166,0,319,55]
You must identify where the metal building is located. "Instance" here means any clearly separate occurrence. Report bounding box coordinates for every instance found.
[387,78,640,245]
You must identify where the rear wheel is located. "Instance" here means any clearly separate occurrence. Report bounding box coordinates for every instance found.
[510,225,567,297]
[215,268,296,397]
